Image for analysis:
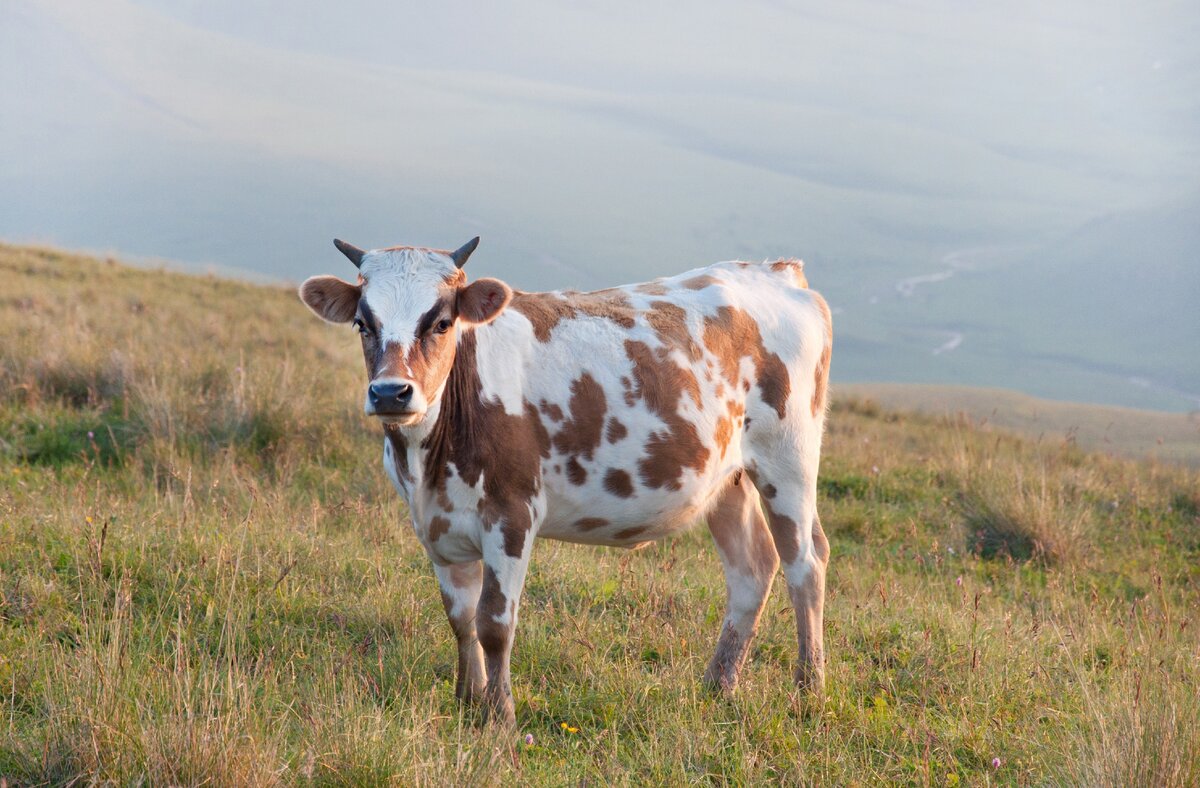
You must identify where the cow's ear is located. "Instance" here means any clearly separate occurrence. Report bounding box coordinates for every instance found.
[299,275,361,323]
[457,278,513,325]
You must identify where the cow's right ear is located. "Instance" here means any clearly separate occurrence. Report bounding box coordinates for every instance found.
[299,276,361,323]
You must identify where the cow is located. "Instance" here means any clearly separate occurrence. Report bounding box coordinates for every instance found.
[299,237,833,725]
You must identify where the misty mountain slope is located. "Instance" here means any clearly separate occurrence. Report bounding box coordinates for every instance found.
[935,194,1200,402]
[3,0,1199,411]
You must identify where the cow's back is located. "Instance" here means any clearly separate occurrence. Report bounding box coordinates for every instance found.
[481,259,829,547]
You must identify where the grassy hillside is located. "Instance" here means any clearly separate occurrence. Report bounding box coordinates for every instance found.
[1,244,1198,785]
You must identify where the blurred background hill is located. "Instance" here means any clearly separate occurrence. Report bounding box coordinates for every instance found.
[3,0,1198,410]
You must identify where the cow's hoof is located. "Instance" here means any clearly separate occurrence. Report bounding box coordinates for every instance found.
[702,666,740,698]
[482,695,516,727]
[455,683,487,706]
[793,665,825,695]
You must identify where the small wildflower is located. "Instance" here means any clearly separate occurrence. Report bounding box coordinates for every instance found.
[568,726,578,734]
[560,722,568,730]
[955,576,963,587]
[524,733,534,746]
[871,465,880,474]
[86,516,93,524]
[991,757,1001,769]
[87,431,95,440]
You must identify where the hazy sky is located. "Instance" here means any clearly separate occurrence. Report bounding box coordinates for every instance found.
[3,0,1198,410]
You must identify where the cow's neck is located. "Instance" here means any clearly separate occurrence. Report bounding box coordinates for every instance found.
[387,317,527,510]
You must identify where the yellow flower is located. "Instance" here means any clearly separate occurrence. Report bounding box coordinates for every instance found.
[568,726,579,734]
[85,516,93,524]
[560,722,568,730]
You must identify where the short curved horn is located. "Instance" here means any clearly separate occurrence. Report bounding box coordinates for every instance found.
[450,236,480,269]
[333,238,366,268]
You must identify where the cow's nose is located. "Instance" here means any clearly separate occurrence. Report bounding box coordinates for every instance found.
[369,381,414,411]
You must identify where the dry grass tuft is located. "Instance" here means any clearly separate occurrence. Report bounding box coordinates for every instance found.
[1060,614,1200,788]
[958,465,1092,565]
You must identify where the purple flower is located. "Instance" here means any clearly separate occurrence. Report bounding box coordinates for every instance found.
[955,576,963,587]
[991,757,1001,769]
[87,431,95,440]
[524,733,535,746]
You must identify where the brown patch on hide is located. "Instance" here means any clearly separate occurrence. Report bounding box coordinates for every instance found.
[565,457,587,485]
[765,508,800,565]
[574,517,609,531]
[385,429,411,482]
[606,417,627,444]
[635,281,670,296]
[707,479,779,589]
[574,288,637,328]
[614,526,648,540]
[603,468,635,498]
[539,399,564,422]
[476,565,510,655]
[552,373,607,460]
[811,293,833,417]
[510,291,575,342]
[621,376,635,407]
[646,300,702,361]
[428,516,451,542]
[713,400,745,459]
[702,306,790,419]
[623,339,709,490]
[681,274,719,290]
[714,415,734,458]
[422,332,551,560]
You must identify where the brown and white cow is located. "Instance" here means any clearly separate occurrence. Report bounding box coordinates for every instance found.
[299,237,832,724]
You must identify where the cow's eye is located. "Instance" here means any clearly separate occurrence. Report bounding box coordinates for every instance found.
[353,318,369,336]
[434,318,453,334]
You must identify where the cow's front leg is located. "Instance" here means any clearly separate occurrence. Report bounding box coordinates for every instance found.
[476,524,535,726]
[433,560,486,703]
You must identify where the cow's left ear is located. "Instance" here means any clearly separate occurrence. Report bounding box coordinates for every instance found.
[457,278,513,325]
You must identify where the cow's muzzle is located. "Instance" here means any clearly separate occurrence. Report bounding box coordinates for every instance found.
[367,379,415,416]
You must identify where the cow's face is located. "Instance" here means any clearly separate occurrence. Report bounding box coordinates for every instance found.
[299,238,511,426]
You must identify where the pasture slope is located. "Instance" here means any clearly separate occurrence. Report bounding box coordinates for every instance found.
[1,244,1197,785]
[838,384,1200,468]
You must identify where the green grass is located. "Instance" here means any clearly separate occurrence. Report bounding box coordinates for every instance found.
[1,243,1198,784]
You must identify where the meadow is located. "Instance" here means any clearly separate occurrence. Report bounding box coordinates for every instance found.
[1,244,1197,785]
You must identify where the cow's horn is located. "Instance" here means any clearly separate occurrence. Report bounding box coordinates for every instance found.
[450,236,480,269]
[333,238,366,268]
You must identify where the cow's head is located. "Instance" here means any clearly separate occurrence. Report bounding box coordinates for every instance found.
[299,237,511,426]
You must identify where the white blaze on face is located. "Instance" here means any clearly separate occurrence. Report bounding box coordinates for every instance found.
[357,248,461,417]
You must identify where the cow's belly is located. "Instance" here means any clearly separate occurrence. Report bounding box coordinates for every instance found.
[536,454,739,547]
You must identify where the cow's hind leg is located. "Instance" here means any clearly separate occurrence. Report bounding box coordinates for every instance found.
[433,561,487,703]
[746,430,830,693]
[704,474,779,692]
